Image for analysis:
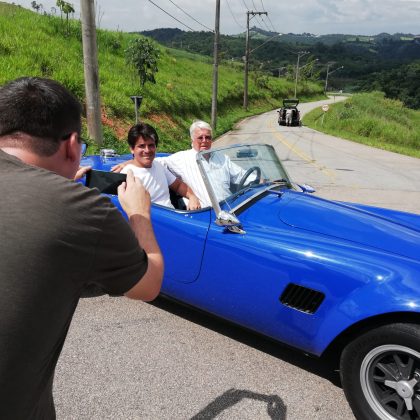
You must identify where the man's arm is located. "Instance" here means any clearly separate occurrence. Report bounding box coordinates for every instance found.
[118,170,164,301]
[169,178,201,210]
[112,160,133,173]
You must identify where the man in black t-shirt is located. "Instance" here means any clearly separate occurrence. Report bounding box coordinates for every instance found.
[0,77,164,419]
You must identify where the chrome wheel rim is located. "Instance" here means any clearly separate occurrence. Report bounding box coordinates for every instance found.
[361,345,420,420]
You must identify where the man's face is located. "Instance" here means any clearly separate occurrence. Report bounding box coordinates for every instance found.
[130,136,156,168]
[192,128,212,152]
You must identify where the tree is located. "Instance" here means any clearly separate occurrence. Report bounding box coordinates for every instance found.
[31,1,42,13]
[125,37,160,90]
[56,0,75,35]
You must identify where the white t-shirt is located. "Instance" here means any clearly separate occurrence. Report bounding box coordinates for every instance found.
[121,161,176,208]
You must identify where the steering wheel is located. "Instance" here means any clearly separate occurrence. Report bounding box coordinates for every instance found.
[237,166,261,190]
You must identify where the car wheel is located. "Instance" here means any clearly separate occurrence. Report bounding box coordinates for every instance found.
[340,323,420,420]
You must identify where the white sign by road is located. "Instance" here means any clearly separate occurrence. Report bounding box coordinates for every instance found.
[322,104,329,112]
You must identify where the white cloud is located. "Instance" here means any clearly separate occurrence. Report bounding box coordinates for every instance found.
[7,0,420,35]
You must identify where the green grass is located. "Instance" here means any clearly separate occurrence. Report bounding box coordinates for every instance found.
[0,2,324,154]
[303,91,420,158]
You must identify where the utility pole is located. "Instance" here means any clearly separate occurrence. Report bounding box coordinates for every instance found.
[243,10,267,110]
[80,0,103,145]
[324,63,331,95]
[294,51,309,98]
[211,0,220,132]
[324,64,343,95]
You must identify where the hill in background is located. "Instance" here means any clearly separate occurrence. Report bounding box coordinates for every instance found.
[0,2,323,152]
[140,27,420,108]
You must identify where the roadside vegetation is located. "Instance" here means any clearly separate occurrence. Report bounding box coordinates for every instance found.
[0,2,324,153]
[303,92,420,158]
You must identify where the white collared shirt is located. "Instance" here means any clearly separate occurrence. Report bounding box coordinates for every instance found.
[157,149,246,207]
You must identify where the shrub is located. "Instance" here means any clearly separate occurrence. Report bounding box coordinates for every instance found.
[125,37,160,91]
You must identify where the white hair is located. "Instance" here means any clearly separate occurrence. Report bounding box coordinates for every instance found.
[189,120,212,140]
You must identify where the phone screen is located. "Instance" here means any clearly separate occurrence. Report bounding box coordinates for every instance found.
[85,170,127,195]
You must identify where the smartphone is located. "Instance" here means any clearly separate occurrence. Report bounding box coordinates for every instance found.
[85,169,127,195]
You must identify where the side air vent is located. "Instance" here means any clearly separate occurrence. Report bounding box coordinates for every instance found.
[280,283,325,314]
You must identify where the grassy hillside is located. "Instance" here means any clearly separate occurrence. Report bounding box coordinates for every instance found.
[303,92,420,158]
[0,3,324,153]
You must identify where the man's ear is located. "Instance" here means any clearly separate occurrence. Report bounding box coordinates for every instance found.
[64,132,80,162]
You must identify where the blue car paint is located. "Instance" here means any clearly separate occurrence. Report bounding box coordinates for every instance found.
[278,193,420,260]
[81,153,420,356]
[158,192,420,355]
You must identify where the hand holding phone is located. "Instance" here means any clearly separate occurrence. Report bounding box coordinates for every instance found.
[118,170,151,218]
[85,169,127,195]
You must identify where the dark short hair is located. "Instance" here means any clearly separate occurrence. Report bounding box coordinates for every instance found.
[127,123,159,149]
[0,77,82,156]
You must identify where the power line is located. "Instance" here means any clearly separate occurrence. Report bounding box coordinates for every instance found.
[242,0,263,32]
[146,0,195,31]
[266,14,279,33]
[259,15,273,33]
[259,0,280,33]
[226,0,245,29]
[167,0,213,32]
[242,0,271,34]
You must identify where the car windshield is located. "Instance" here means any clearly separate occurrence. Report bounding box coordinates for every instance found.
[196,144,293,207]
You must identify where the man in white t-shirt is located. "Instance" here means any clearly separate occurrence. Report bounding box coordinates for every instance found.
[121,123,200,210]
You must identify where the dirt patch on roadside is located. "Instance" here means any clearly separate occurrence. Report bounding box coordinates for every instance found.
[148,113,178,129]
[101,109,131,139]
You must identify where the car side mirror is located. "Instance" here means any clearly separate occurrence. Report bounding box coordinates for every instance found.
[216,211,241,227]
[298,184,316,193]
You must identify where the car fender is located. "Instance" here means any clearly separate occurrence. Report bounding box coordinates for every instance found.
[304,252,420,355]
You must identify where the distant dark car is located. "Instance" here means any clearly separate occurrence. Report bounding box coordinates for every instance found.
[277,99,301,126]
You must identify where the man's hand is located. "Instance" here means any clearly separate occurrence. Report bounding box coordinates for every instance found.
[170,178,201,210]
[118,170,151,218]
[112,160,133,173]
[74,165,92,181]
[187,195,201,211]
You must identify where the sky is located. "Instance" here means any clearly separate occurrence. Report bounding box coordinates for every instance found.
[9,0,420,36]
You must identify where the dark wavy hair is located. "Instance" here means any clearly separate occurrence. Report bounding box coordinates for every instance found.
[127,123,159,149]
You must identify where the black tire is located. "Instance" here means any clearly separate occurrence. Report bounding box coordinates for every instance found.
[340,323,420,420]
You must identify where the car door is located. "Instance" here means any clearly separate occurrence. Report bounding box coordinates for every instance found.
[151,206,211,284]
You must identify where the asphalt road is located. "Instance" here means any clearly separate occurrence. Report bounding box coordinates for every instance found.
[54,98,419,419]
[217,96,420,214]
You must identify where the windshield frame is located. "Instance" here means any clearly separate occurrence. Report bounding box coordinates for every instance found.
[196,143,294,218]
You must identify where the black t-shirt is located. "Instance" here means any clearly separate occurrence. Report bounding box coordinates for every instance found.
[0,150,148,419]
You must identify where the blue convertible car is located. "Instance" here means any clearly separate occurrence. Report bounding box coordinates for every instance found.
[82,143,420,420]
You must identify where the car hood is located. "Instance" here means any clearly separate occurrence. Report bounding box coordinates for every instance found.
[277,193,420,261]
